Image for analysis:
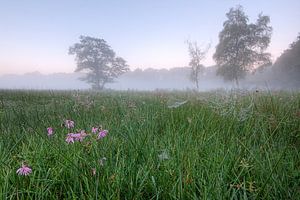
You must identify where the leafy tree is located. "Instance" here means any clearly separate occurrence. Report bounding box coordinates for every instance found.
[186,40,210,90]
[273,33,300,73]
[213,5,272,86]
[272,33,300,86]
[69,36,129,90]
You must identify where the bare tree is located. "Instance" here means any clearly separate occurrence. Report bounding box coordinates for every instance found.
[186,40,210,90]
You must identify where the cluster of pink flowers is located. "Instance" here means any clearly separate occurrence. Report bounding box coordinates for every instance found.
[91,127,108,139]
[65,130,88,143]
[63,122,108,144]
[16,120,108,177]
[46,121,109,144]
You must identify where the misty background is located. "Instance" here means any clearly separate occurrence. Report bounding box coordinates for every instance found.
[0,64,298,90]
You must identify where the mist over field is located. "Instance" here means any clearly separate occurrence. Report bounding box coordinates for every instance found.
[0,65,298,91]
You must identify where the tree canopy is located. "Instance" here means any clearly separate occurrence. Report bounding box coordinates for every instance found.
[213,5,272,85]
[69,36,129,90]
[272,33,300,86]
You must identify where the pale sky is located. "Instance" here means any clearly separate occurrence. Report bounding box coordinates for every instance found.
[0,0,299,75]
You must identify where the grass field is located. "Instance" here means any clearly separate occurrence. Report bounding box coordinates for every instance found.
[0,90,299,199]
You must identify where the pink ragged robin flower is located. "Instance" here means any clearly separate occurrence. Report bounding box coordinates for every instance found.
[65,130,87,143]
[72,130,87,141]
[65,133,75,144]
[92,127,99,133]
[47,127,53,136]
[97,130,108,139]
[64,120,75,129]
[16,164,32,176]
[70,133,82,141]
[79,130,88,139]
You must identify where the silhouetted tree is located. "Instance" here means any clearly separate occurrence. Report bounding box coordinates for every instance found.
[273,33,300,86]
[69,36,129,90]
[186,40,210,90]
[213,5,272,86]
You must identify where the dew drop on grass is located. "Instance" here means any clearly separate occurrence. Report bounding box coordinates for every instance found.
[158,150,169,161]
[167,100,188,108]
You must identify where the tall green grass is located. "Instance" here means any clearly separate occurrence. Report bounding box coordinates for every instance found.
[0,90,299,199]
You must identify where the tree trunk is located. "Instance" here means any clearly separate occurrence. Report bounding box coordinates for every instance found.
[99,80,106,91]
[95,77,101,90]
[235,77,239,88]
[94,85,101,90]
[99,83,104,90]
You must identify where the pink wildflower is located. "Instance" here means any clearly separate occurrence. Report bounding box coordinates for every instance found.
[64,120,75,129]
[91,127,98,133]
[66,131,87,143]
[47,127,53,136]
[98,130,108,139]
[71,133,82,141]
[16,164,32,176]
[65,133,75,144]
[79,130,88,139]
[72,131,87,141]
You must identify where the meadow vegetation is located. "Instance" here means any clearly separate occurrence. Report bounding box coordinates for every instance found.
[0,90,299,199]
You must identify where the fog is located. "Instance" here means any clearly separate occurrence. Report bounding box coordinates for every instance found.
[0,66,298,91]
